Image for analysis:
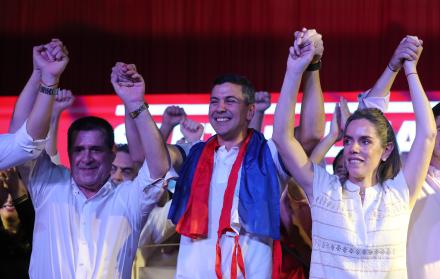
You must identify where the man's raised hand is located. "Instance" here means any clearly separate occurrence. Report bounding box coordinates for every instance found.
[33,39,69,85]
[111,62,145,105]
[53,89,75,116]
[180,118,204,143]
[162,106,186,128]
[254,91,271,113]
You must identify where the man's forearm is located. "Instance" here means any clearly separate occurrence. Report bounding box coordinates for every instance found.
[9,70,41,133]
[27,80,56,140]
[126,102,170,179]
[249,111,265,132]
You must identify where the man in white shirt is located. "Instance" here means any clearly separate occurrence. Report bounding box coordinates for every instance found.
[18,62,170,278]
[128,30,325,278]
[407,103,440,279]
[1,39,68,169]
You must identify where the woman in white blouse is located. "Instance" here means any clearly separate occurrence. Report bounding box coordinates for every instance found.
[273,34,435,279]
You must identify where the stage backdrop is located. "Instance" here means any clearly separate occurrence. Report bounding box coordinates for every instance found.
[1,91,439,171]
[1,0,440,96]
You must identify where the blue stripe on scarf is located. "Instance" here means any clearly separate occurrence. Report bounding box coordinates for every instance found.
[168,130,280,240]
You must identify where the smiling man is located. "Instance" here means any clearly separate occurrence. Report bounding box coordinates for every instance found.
[18,63,169,278]
[131,49,325,278]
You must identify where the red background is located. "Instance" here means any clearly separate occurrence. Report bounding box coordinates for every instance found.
[2,92,439,167]
[1,0,440,96]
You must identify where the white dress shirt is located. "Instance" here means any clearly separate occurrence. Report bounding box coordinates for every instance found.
[0,122,45,169]
[407,165,440,279]
[20,153,167,279]
[174,139,288,279]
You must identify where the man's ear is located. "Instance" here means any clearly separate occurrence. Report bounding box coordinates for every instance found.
[247,104,256,121]
[110,146,116,161]
[381,141,395,161]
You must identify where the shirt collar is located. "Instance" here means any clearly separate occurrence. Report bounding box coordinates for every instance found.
[344,179,381,196]
[71,178,114,200]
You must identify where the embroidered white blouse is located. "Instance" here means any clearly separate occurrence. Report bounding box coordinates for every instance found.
[310,163,410,279]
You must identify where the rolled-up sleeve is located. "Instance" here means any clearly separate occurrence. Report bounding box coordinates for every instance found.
[127,160,178,217]
[0,122,46,169]
[358,89,390,112]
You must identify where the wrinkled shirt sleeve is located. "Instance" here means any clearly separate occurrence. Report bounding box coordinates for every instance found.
[0,121,46,169]
[358,89,390,112]
[127,160,178,220]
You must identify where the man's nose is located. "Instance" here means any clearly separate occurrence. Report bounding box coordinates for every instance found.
[111,168,123,185]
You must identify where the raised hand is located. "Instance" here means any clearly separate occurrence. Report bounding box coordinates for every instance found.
[180,118,204,143]
[162,106,186,128]
[389,35,423,72]
[254,91,271,112]
[294,28,323,63]
[287,36,316,74]
[113,62,139,84]
[402,36,423,74]
[339,96,351,132]
[53,89,75,116]
[111,62,145,105]
[329,103,342,141]
[33,39,69,85]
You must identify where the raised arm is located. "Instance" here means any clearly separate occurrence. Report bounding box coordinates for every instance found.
[28,39,69,140]
[365,36,421,100]
[160,106,186,141]
[309,104,342,163]
[273,38,316,198]
[111,63,170,179]
[180,118,204,144]
[401,38,436,208]
[8,71,40,133]
[46,89,75,157]
[295,29,325,154]
[10,39,69,140]
[249,91,271,131]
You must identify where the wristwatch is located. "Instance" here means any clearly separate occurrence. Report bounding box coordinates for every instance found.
[39,84,59,95]
[129,103,149,119]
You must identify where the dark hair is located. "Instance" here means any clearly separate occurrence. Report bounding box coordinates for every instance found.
[0,186,8,207]
[433,102,440,119]
[332,149,344,173]
[212,74,255,104]
[67,116,114,156]
[115,144,130,154]
[344,108,401,185]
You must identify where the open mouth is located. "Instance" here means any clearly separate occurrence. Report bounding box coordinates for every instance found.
[347,158,364,165]
[215,117,231,122]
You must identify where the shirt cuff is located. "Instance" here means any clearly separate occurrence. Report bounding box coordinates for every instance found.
[50,153,61,165]
[16,121,47,157]
[358,89,390,112]
[138,160,179,190]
